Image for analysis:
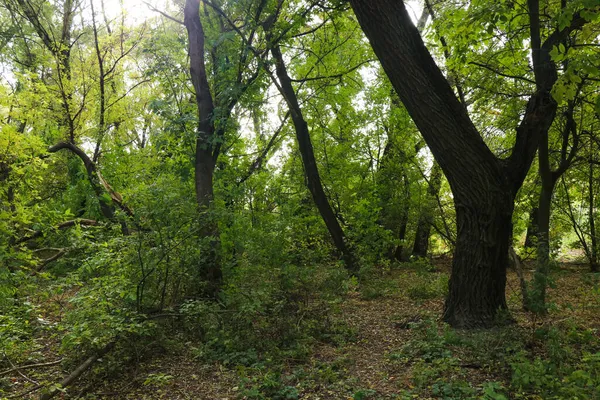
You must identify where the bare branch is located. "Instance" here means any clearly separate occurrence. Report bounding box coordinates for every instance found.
[143,1,183,25]
[469,61,536,84]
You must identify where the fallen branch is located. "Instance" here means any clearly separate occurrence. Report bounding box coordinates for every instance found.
[0,359,63,377]
[39,341,116,400]
[33,248,68,275]
[6,384,43,399]
[15,219,98,245]
[2,353,38,385]
[48,142,134,231]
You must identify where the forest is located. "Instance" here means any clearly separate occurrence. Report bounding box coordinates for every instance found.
[1,0,600,398]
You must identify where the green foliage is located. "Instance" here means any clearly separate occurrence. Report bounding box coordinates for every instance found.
[181,258,348,366]
[509,326,600,399]
[143,373,174,387]
[405,271,449,301]
[390,319,461,363]
[481,382,509,400]
[0,301,39,362]
[352,388,377,399]
[237,369,299,400]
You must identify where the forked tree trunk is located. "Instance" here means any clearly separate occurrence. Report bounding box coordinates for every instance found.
[184,0,269,295]
[348,0,579,327]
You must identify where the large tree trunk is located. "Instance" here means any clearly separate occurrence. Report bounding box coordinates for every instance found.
[412,162,442,258]
[270,44,356,273]
[348,0,576,327]
[443,190,514,327]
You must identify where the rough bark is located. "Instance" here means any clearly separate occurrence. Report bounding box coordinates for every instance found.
[509,246,530,310]
[412,162,443,258]
[270,44,356,273]
[348,0,583,327]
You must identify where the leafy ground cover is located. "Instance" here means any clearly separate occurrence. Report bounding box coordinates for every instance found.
[3,260,600,399]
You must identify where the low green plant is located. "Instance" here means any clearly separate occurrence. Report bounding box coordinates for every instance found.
[430,379,476,399]
[509,325,600,399]
[237,369,299,400]
[143,373,174,387]
[390,319,460,363]
[352,388,377,399]
[481,382,508,400]
[405,271,448,301]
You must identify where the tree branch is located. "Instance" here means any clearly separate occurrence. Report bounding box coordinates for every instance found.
[143,1,184,25]
[15,219,98,245]
[469,61,536,84]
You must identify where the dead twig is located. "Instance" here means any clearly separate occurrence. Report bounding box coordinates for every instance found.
[39,341,116,400]
[6,384,44,399]
[0,359,63,377]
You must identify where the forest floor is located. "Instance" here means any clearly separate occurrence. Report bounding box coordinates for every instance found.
[5,259,600,399]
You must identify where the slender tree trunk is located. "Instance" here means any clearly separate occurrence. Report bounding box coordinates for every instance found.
[535,122,554,303]
[524,207,539,248]
[393,171,410,261]
[412,162,442,258]
[532,101,578,311]
[376,136,401,261]
[185,0,222,297]
[270,44,356,273]
[589,155,598,272]
[531,180,554,312]
[90,0,106,163]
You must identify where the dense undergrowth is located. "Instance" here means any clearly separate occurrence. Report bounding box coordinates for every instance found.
[3,255,600,399]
